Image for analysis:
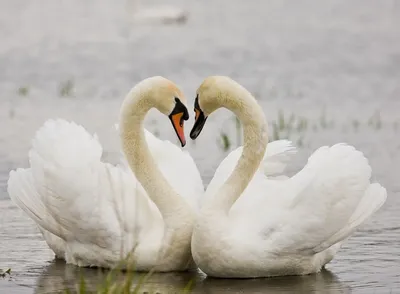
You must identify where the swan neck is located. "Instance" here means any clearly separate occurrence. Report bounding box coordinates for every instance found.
[209,88,268,214]
[119,93,190,221]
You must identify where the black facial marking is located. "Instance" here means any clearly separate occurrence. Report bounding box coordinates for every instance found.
[169,97,189,121]
[190,95,208,140]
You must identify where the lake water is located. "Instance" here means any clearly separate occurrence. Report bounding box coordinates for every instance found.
[0,0,399,293]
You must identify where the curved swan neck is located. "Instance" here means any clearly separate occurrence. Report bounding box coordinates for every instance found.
[206,82,268,214]
[119,87,191,221]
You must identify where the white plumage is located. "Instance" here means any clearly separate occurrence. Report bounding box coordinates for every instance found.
[203,139,298,206]
[8,77,207,271]
[7,117,297,269]
[8,118,202,268]
[190,76,387,278]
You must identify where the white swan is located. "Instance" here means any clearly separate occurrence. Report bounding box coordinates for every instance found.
[126,0,187,25]
[7,76,205,272]
[189,76,387,278]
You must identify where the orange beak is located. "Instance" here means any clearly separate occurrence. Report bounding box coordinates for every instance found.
[170,112,186,147]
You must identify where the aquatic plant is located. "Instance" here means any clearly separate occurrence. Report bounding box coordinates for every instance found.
[0,268,11,278]
[269,110,309,144]
[352,119,360,131]
[368,111,382,130]
[63,257,193,293]
[64,269,193,294]
[296,136,304,148]
[59,79,75,97]
[271,121,280,141]
[216,108,393,152]
[153,128,160,138]
[319,108,328,129]
[17,86,29,96]
[235,116,241,146]
[218,132,231,152]
[296,116,308,132]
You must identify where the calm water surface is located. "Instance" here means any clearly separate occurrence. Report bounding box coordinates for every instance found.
[0,0,399,293]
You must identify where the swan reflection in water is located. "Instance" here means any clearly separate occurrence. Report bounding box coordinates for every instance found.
[35,260,350,294]
[201,270,351,294]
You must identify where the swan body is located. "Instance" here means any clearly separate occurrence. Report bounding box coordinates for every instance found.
[133,6,187,25]
[189,76,387,278]
[127,0,187,25]
[8,76,204,271]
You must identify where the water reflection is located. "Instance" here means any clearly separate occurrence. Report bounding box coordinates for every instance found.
[34,260,350,294]
[35,260,203,293]
[201,270,351,294]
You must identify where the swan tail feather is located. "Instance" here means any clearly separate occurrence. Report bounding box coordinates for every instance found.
[30,119,102,168]
[7,168,64,238]
[313,183,387,252]
[277,144,385,253]
[26,119,109,234]
[262,140,297,177]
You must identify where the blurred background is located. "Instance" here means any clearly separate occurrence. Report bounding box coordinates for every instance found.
[0,0,399,293]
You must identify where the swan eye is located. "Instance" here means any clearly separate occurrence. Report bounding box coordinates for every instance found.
[170,98,189,120]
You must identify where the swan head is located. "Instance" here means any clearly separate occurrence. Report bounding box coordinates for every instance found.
[123,76,189,147]
[190,76,235,139]
[150,77,189,147]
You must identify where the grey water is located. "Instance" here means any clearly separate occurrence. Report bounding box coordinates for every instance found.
[0,0,399,293]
